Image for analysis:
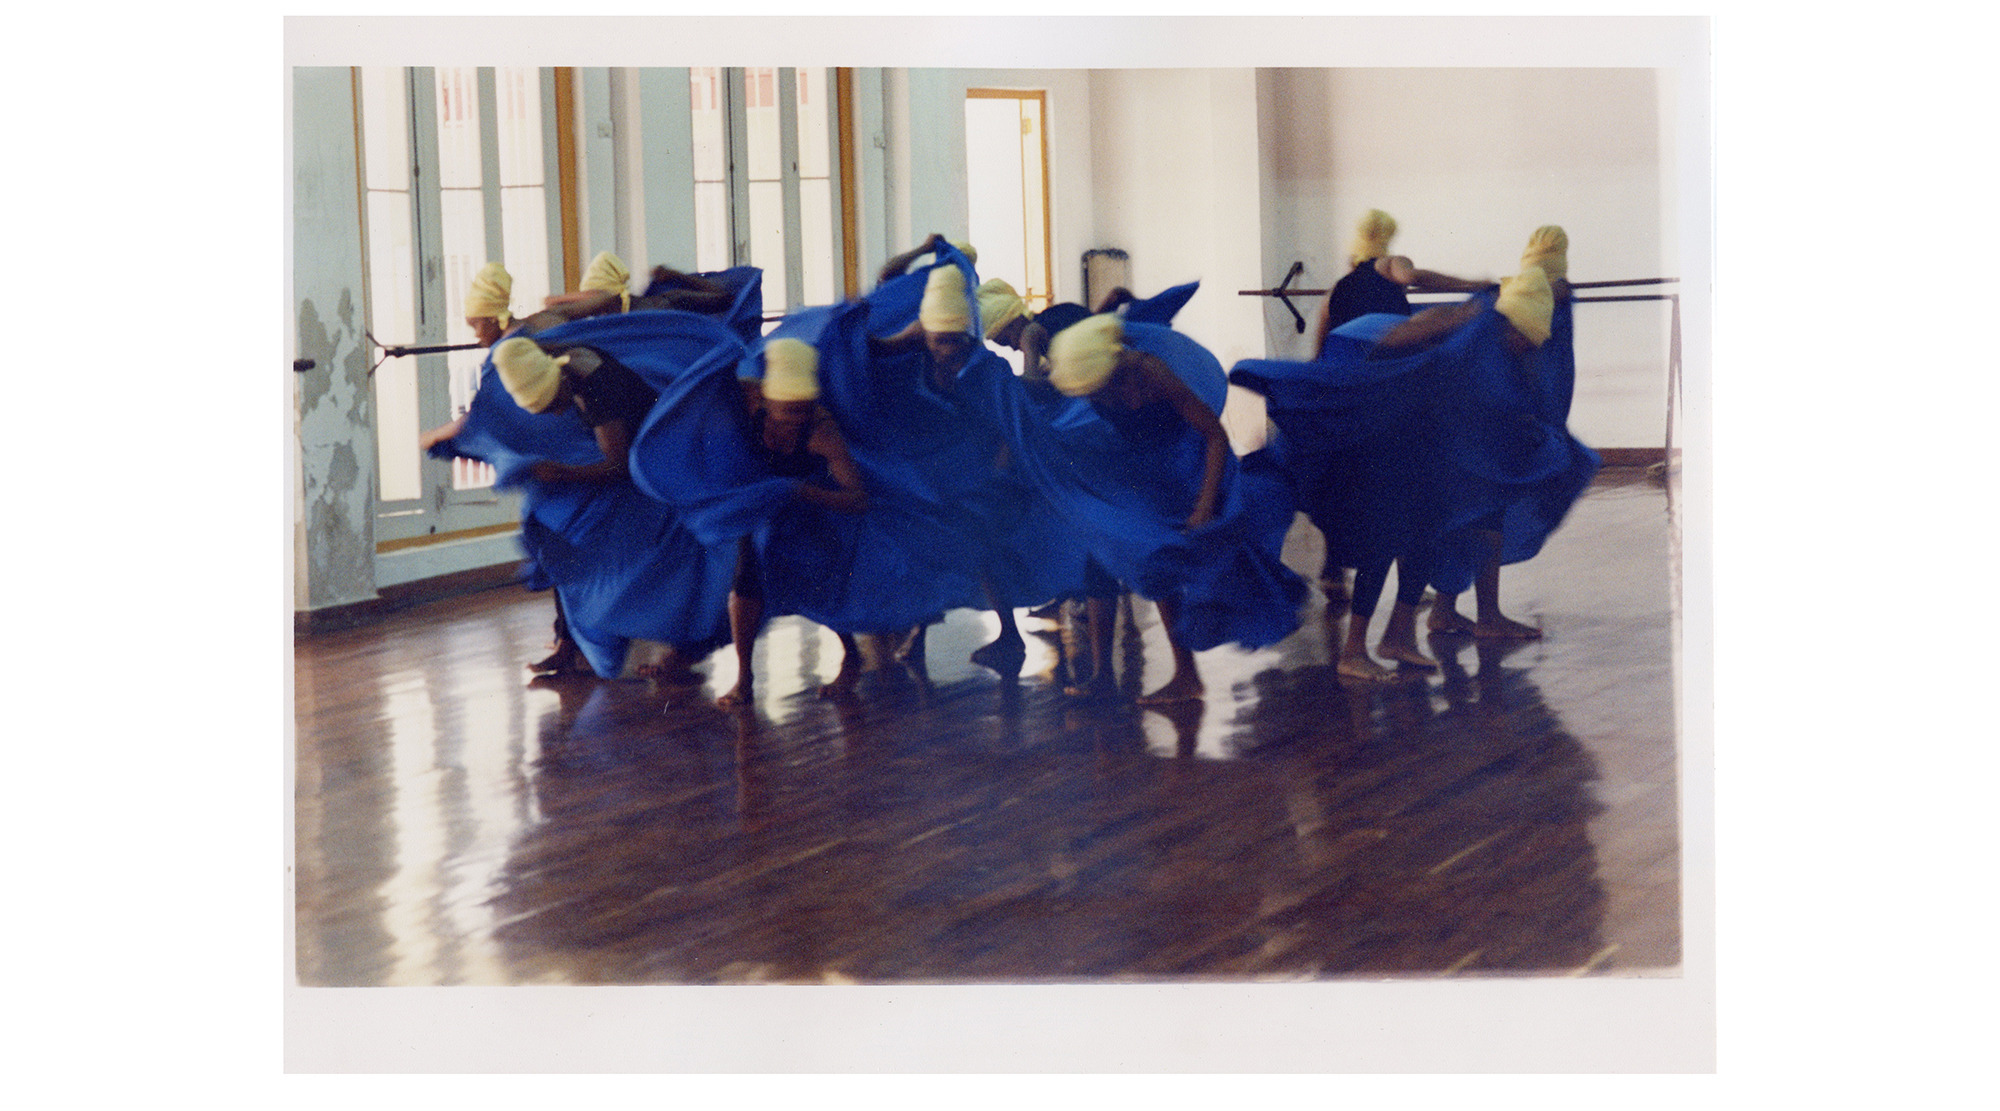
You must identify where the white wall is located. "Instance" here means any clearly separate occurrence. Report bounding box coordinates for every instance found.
[1255,67,1676,449]
[1086,69,1268,371]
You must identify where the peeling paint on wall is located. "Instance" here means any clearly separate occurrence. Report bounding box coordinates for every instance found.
[294,67,381,614]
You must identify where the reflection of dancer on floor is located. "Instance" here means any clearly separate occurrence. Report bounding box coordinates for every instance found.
[717,340,872,709]
[1047,316,1230,705]
[1389,226,1573,641]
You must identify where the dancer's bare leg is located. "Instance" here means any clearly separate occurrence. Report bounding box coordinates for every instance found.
[818,632,863,699]
[1428,592,1476,635]
[896,622,928,665]
[1322,566,1351,602]
[1471,535,1541,639]
[1336,608,1398,683]
[1064,597,1117,699]
[970,573,1027,673]
[1377,600,1438,669]
[716,591,762,708]
[1138,597,1204,704]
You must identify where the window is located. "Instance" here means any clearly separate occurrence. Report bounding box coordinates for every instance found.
[355,66,564,545]
[690,67,847,318]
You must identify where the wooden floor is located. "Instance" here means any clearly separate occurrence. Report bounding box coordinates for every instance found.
[292,467,1682,987]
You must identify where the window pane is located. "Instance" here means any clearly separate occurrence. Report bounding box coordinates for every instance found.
[689,68,730,273]
[796,67,829,178]
[366,189,421,503]
[494,67,542,188]
[359,68,409,192]
[745,67,780,182]
[800,177,834,307]
[434,68,482,189]
[749,180,786,310]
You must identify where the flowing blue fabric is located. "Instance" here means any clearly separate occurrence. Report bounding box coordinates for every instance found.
[427,311,750,677]
[629,300,1001,635]
[1229,294,1599,596]
[1121,280,1200,326]
[864,243,982,338]
[641,265,765,344]
[953,321,1305,651]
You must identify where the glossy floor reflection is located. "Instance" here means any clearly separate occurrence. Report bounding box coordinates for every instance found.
[293,468,1681,985]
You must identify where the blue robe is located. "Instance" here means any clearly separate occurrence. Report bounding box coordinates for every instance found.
[428,311,749,677]
[954,322,1306,652]
[1230,293,1599,596]
[629,301,999,635]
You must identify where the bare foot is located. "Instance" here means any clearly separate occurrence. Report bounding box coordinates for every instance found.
[1137,673,1204,704]
[527,643,587,675]
[1474,615,1543,640]
[1337,653,1401,683]
[1377,639,1438,670]
[1428,607,1476,635]
[716,683,752,709]
[970,635,1026,674]
[817,659,862,700]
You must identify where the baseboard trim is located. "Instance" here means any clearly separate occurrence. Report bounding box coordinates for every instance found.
[1597,447,1666,468]
[296,561,526,637]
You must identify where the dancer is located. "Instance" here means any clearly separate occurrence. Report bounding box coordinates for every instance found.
[714,339,872,708]
[1309,210,1493,603]
[543,250,738,319]
[864,263,1085,672]
[1231,227,1595,677]
[979,279,1200,382]
[424,300,752,680]
[1312,209,1494,356]
[1424,226,1583,639]
[953,312,1303,703]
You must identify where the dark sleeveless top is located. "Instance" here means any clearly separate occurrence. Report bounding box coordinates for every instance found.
[568,349,658,430]
[1032,302,1092,337]
[1323,261,1412,330]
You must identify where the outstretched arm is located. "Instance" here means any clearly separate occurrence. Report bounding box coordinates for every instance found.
[877,233,947,284]
[531,418,633,484]
[1093,286,1135,314]
[1381,255,1496,295]
[869,320,926,357]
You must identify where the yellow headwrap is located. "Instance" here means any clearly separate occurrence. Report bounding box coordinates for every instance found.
[493,337,570,414]
[1495,266,1554,347]
[1347,209,1397,266]
[1519,225,1569,282]
[919,265,974,334]
[761,338,821,402]
[948,239,977,265]
[464,262,514,328]
[1048,313,1123,397]
[580,250,633,313]
[976,278,1028,340]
